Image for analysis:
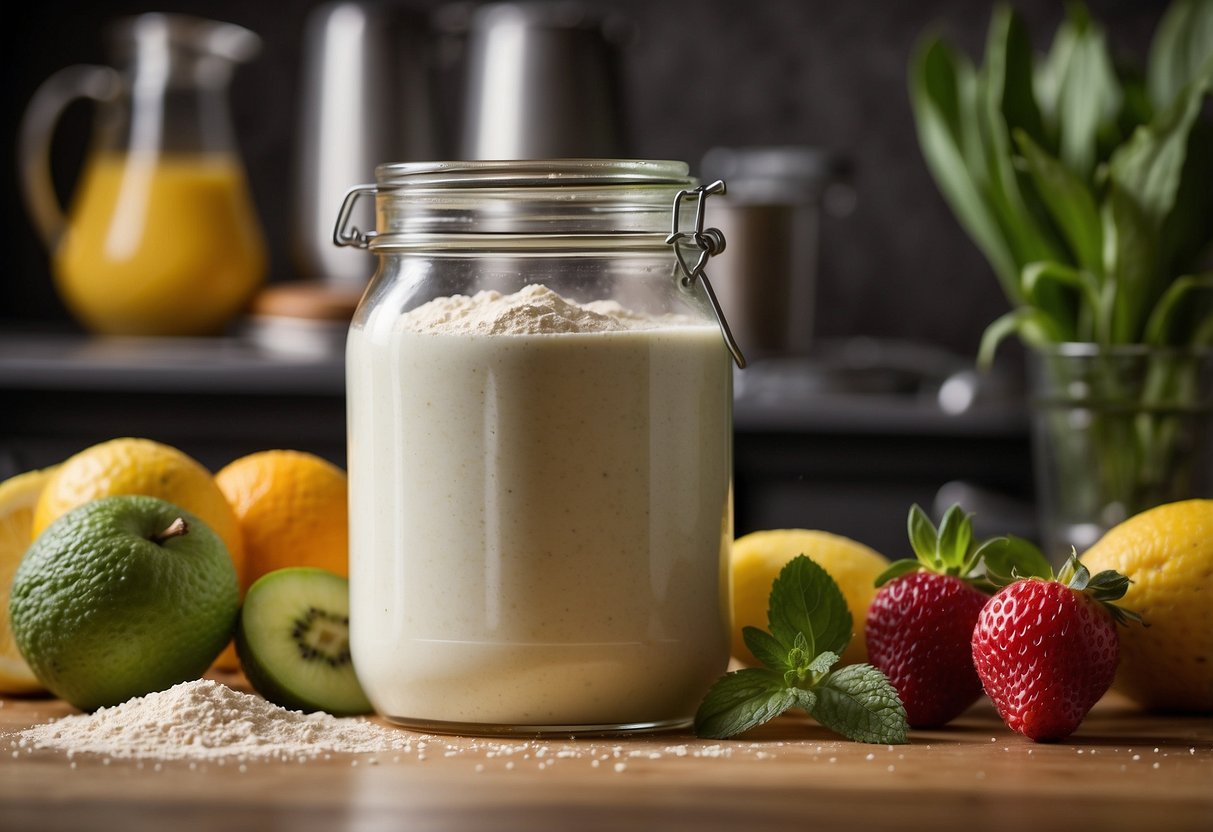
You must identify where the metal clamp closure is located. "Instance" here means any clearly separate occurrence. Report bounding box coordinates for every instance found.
[666,180,746,369]
[332,185,378,249]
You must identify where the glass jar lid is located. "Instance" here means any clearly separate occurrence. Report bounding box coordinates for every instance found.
[345,160,697,247]
[333,160,747,367]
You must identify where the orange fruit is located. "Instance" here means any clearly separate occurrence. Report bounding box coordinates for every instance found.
[32,438,244,581]
[215,450,348,590]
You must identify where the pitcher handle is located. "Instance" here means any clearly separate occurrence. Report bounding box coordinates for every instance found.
[17,65,121,250]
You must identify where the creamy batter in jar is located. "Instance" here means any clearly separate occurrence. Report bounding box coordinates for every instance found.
[339,161,738,733]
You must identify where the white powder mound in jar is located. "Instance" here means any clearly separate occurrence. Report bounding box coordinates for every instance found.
[18,680,411,761]
[400,283,689,335]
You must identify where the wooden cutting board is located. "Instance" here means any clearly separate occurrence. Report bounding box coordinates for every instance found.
[2,682,1210,832]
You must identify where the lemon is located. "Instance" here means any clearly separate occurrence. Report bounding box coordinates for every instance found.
[0,466,58,694]
[10,495,239,710]
[1081,499,1213,713]
[732,529,889,666]
[32,438,244,580]
[215,450,349,591]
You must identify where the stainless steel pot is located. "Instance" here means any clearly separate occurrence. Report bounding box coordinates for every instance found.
[458,2,627,159]
[294,1,437,286]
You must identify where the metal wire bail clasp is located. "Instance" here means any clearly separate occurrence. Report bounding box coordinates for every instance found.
[332,185,378,249]
[666,180,746,369]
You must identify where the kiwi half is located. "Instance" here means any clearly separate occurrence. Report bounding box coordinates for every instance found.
[236,567,372,716]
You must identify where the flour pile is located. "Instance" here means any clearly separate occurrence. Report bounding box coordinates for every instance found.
[399,284,689,336]
[18,680,411,761]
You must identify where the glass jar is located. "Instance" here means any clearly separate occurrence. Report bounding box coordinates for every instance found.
[1028,343,1213,558]
[337,160,739,734]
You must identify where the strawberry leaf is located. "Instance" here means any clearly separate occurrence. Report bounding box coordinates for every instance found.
[1086,569,1132,599]
[981,535,1052,585]
[907,504,939,564]
[1059,553,1092,590]
[1085,566,1144,626]
[936,504,973,570]
[874,558,920,588]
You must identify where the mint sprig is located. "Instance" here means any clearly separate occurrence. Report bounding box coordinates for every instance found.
[694,556,908,744]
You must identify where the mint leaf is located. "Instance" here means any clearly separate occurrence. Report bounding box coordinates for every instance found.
[811,664,909,745]
[694,669,795,740]
[767,556,852,658]
[808,650,840,677]
[789,687,817,713]
[743,626,790,673]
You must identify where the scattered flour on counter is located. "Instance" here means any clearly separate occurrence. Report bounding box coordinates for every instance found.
[399,283,693,335]
[17,680,412,761]
[13,678,780,768]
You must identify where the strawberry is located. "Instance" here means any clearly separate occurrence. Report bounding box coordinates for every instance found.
[865,504,1017,728]
[971,552,1141,742]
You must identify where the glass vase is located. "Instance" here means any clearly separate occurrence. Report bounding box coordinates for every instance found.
[1028,343,1213,559]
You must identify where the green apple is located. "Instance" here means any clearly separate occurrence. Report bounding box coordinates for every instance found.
[9,495,238,710]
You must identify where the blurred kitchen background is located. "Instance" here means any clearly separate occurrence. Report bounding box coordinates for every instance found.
[0,0,1178,553]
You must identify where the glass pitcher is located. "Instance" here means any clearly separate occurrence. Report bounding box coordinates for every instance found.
[18,13,267,336]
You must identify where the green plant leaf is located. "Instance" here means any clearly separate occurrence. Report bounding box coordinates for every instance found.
[809,650,841,678]
[873,558,920,588]
[1021,261,1104,342]
[1148,0,1213,111]
[1056,11,1123,178]
[1144,273,1213,345]
[810,664,909,745]
[693,669,795,740]
[1110,65,1211,233]
[1106,58,1213,330]
[936,504,973,570]
[1014,131,1104,275]
[1035,4,1081,132]
[789,686,818,714]
[1159,116,1213,281]
[906,503,938,563]
[910,36,1021,297]
[978,307,1068,367]
[1103,183,1161,343]
[767,556,852,659]
[980,5,1065,273]
[986,4,1047,146]
[980,536,1053,585]
[742,626,791,673]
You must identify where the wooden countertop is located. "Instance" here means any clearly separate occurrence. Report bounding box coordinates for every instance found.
[2,676,1210,832]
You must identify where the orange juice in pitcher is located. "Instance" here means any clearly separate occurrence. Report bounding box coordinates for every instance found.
[19,14,267,336]
[54,153,266,335]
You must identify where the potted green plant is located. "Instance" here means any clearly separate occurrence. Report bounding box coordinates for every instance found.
[909,0,1213,555]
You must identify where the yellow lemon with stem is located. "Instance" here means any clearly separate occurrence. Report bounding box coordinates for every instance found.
[1081,499,1213,713]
